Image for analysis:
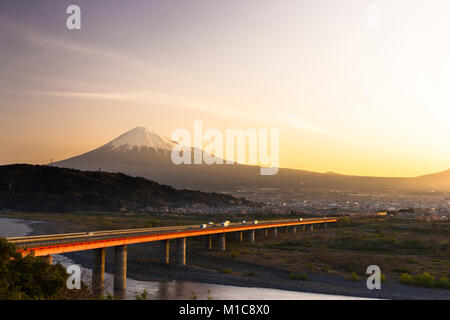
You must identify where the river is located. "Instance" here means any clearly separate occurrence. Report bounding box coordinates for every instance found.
[0,217,370,300]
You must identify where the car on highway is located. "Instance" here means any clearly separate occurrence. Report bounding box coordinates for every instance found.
[222,221,230,227]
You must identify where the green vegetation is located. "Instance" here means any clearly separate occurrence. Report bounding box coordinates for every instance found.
[219,268,233,274]
[134,289,148,300]
[230,251,240,258]
[1,211,447,296]
[400,272,450,289]
[321,265,331,272]
[245,216,448,283]
[345,272,360,281]
[0,238,91,299]
[289,272,307,280]
[0,164,254,212]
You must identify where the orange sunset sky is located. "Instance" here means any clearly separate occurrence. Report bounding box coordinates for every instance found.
[1,0,449,177]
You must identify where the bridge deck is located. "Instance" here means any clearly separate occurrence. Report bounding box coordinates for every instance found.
[8,217,337,257]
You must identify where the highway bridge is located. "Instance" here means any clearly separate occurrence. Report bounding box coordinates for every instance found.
[7,217,337,294]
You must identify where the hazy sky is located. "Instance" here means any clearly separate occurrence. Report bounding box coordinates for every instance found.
[1,0,449,177]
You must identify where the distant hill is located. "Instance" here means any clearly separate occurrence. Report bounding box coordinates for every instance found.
[414,169,450,191]
[52,127,450,193]
[0,164,255,213]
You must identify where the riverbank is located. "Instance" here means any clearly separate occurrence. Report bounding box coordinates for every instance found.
[12,213,448,300]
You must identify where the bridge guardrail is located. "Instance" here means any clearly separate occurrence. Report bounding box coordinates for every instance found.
[9,217,338,251]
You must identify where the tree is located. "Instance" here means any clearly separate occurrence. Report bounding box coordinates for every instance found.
[0,238,68,299]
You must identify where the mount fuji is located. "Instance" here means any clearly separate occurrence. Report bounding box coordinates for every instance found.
[53,127,261,191]
[53,127,450,193]
[57,127,177,167]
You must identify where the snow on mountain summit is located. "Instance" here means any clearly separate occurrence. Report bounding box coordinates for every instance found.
[106,127,175,151]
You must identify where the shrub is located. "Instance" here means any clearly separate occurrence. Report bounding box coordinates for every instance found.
[437,276,450,289]
[350,271,360,281]
[345,272,360,281]
[230,251,240,259]
[219,268,233,274]
[399,273,414,285]
[134,289,148,300]
[413,272,435,288]
[289,272,307,280]
[0,238,72,299]
[399,272,449,289]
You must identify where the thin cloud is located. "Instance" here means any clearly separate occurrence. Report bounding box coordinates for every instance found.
[33,90,361,144]
[6,17,360,144]
[31,90,258,121]
[283,113,332,136]
[283,113,362,144]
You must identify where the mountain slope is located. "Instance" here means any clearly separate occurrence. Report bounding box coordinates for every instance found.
[53,127,450,193]
[0,164,254,212]
[53,126,264,190]
[413,169,450,190]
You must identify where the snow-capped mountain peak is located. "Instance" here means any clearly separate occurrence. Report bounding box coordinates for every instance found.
[106,127,175,151]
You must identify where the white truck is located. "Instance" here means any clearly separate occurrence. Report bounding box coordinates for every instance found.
[222,221,231,227]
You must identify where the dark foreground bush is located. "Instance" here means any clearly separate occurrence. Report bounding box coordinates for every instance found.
[0,237,91,299]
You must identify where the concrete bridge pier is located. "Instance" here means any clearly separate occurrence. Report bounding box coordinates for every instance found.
[309,224,314,231]
[114,245,127,291]
[236,231,243,242]
[302,225,306,231]
[324,222,328,228]
[291,226,297,234]
[92,248,105,295]
[160,240,170,264]
[205,235,212,250]
[177,238,186,265]
[248,230,255,243]
[271,228,278,238]
[219,233,226,251]
[264,229,268,238]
